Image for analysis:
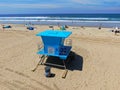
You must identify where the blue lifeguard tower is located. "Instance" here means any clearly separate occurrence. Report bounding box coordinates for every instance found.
[34,30,73,78]
[36,30,72,60]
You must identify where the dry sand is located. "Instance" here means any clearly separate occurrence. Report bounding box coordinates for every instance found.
[0,24,120,90]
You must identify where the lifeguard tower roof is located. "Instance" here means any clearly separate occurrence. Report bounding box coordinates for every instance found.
[36,30,72,38]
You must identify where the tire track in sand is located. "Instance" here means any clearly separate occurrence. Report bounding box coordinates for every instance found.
[1,67,54,90]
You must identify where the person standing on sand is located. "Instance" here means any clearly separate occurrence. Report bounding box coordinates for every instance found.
[114,27,118,35]
[2,25,4,31]
[98,24,102,30]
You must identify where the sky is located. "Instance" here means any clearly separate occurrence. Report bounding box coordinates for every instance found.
[0,0,120,14]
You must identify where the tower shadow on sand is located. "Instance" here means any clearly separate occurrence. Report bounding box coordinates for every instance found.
[67,52,83,71]
[44,51,83,71]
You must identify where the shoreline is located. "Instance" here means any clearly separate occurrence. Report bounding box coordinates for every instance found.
[0,21,120,28]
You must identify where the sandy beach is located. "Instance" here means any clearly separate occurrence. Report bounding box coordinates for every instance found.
[0,24,120,90]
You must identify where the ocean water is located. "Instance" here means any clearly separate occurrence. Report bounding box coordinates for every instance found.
[0,14,120,28]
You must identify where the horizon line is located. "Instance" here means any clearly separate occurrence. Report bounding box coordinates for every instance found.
[0,13,120,15]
